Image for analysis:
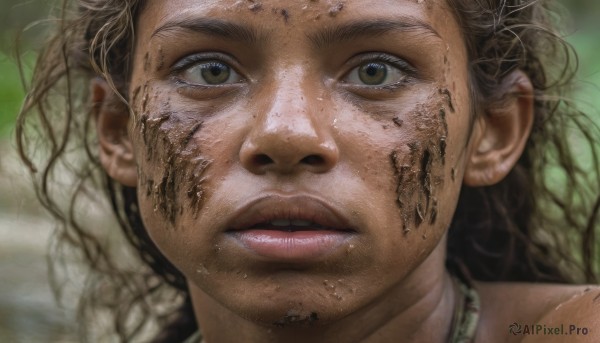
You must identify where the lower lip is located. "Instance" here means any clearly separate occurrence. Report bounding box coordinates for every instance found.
[230,229,352,261]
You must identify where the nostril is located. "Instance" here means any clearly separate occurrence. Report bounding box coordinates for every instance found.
[300,155,325,165]
[253,154,274,166]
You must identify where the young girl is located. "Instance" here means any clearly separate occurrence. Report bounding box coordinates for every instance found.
[16,0,600,342]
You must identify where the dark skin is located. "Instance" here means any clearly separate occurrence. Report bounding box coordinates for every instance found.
[93,0,600,342]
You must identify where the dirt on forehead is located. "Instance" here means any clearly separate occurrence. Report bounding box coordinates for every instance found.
[240,0,346,20]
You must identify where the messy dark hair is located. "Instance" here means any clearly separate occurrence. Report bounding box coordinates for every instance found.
[16,0,600,341]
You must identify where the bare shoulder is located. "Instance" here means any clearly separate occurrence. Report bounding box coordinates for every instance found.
[473,281,600,342]
[520,285,600,343]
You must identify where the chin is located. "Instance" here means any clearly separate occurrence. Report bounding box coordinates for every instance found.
[194,271,366,328]
[235,293,355,328]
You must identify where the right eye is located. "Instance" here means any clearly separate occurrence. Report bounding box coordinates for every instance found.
[177,60,242,86]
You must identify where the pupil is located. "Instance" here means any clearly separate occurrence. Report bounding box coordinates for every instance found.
[359,63,387,85]
[200,62,230,84]
[210,66,222,76]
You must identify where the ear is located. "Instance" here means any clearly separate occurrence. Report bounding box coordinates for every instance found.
[92,78,138,187]
[463,70,534,186]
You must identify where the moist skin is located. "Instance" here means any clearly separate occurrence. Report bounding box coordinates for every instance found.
[124,1,475,342]
[134,85,212,224]
[389,89,449,234]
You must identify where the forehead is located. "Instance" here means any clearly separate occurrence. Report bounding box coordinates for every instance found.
[136,0,461,47]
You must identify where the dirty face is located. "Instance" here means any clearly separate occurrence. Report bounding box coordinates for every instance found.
[129,0,472,328]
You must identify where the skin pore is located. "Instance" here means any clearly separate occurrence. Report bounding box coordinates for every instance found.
[92,0,600,342]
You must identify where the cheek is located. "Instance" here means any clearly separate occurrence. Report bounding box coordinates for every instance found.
[131,84,213,227]
[345,88,455,238]
[389,91,452,235]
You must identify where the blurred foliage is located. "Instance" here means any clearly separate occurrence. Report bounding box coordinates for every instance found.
[0,0,50,139]
[0,52,26,138]
[0,0,598,138]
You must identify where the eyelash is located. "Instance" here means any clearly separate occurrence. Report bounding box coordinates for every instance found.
[170,53,245,88]
[343,53,417,90]
[169,52,417,94]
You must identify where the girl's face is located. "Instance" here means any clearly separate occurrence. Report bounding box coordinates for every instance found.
[126,0,474,326]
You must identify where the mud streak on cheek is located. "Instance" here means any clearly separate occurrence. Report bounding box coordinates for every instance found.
[389,95,449,234]
[137,111,211,225]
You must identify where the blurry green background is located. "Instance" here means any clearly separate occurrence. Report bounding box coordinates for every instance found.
[0,0,598,342]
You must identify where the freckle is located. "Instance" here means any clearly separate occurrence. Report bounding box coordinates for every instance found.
[382,124,389,129]
[393,117,403,127]
[280,8,290,23]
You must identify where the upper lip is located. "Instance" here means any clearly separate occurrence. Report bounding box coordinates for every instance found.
[226,195,356,232]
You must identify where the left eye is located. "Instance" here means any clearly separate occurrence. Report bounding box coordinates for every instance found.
[180,61,242,85]
[345,61,407,86]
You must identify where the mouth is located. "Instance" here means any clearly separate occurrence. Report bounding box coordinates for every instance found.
[225,195,357,261]
[227,194,356,233]
[243,219,354,232]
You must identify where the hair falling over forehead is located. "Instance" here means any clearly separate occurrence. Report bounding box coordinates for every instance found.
[15,0,600,341]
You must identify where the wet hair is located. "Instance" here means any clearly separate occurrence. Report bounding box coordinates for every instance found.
[16,0,600,341]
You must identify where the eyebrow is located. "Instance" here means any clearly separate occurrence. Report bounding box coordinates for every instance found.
[151,17,440,47]
[151,18,262,43]
[308,18,441,49]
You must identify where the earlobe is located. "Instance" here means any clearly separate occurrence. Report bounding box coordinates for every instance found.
[92,78,138,187]
[463,70,534,186]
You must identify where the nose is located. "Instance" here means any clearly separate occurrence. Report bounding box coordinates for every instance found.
[239,85,339,175]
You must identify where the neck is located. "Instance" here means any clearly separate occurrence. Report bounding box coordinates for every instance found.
[189,247,456,343]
